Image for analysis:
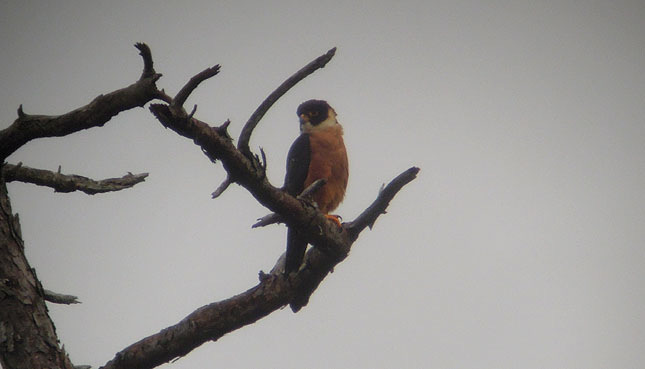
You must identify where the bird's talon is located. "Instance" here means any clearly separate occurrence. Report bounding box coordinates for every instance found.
[325,214,343,227]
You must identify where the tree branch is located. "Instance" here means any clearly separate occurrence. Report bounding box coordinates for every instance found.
[135,42,156,80]
[0,181,75,368]
[151,101,348,254]
[2,163,148,195]
[0,43,164,161]
[43,289,81,305]
[346,166,421,241]
[252,178,328,228]
[172,65,220,109]
[237,47,336,157]
[99,167,417,369]
[289,167,420,311]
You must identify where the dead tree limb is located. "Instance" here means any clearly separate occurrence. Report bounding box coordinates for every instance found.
[252,178,328,228]
[2,163,148,194]
[99,166,418,369]
[0,43,164,162]
[43,290,81,305]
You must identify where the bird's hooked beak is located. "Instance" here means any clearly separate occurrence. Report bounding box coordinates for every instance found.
[299,113,309,125]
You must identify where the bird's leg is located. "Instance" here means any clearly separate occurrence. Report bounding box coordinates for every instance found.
[325,214,343,227]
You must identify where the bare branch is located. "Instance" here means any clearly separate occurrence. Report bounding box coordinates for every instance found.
[134,42,156,80]
[100,275,291,369]
[3,163,148,195]
[237,47,337,157]
[172,65,221,109]
[0,43,163,161]
[211,176,232,198]
[99,168,417,369]
[346,166,421,241]
[290,167,421,311]
[43,289,81,305]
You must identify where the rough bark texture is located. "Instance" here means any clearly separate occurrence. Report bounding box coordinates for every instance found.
[0,177,74,369]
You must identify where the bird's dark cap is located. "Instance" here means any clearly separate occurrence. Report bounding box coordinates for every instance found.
[297,99,331,117]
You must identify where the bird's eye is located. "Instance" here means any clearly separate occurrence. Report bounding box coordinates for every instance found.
[310,111,319,116]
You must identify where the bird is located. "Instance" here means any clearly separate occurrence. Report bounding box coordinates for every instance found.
[283,99,349,274]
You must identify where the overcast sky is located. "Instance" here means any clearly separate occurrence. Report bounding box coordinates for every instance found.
[2,1,644,368]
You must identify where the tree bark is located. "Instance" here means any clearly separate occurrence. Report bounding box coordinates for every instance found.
[0,173,73,368]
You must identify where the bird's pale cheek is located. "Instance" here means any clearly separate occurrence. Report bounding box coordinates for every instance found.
[300,122,312,133]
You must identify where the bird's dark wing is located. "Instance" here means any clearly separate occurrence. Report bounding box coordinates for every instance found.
[284,133,311,196]
[284,133,310,274]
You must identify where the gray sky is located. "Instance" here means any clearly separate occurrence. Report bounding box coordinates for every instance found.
[2,1,644,368]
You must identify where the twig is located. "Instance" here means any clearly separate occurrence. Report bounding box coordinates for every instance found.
[237,47,336,157]
[3,163,148,195]
[43,289,81,305]
[211,176,232,199]
[172,65,220,109]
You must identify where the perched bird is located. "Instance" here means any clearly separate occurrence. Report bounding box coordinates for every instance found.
[283,99,349,274]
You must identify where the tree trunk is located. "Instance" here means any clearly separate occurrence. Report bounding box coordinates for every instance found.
[0,175,72,369]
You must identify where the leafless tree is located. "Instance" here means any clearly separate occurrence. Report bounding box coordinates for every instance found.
[0,43,419,369]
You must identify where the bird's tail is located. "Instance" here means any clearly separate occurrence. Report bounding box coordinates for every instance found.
[285,228,307,274]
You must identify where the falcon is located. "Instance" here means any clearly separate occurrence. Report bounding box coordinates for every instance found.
[283,99,349,274]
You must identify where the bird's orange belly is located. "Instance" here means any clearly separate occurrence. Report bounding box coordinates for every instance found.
[304,127,348,214]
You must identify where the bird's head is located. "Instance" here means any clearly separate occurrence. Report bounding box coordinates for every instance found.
[297,99,337,133]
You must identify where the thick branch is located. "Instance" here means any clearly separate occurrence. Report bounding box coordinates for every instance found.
[0,43,163,161]
[100,275,291,369]
[0,179,74,368]
[99,167,416,369]
[237,47,336,157]
[3,163,148,195]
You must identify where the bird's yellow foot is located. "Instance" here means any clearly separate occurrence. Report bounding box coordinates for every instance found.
[325,214,343,227]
